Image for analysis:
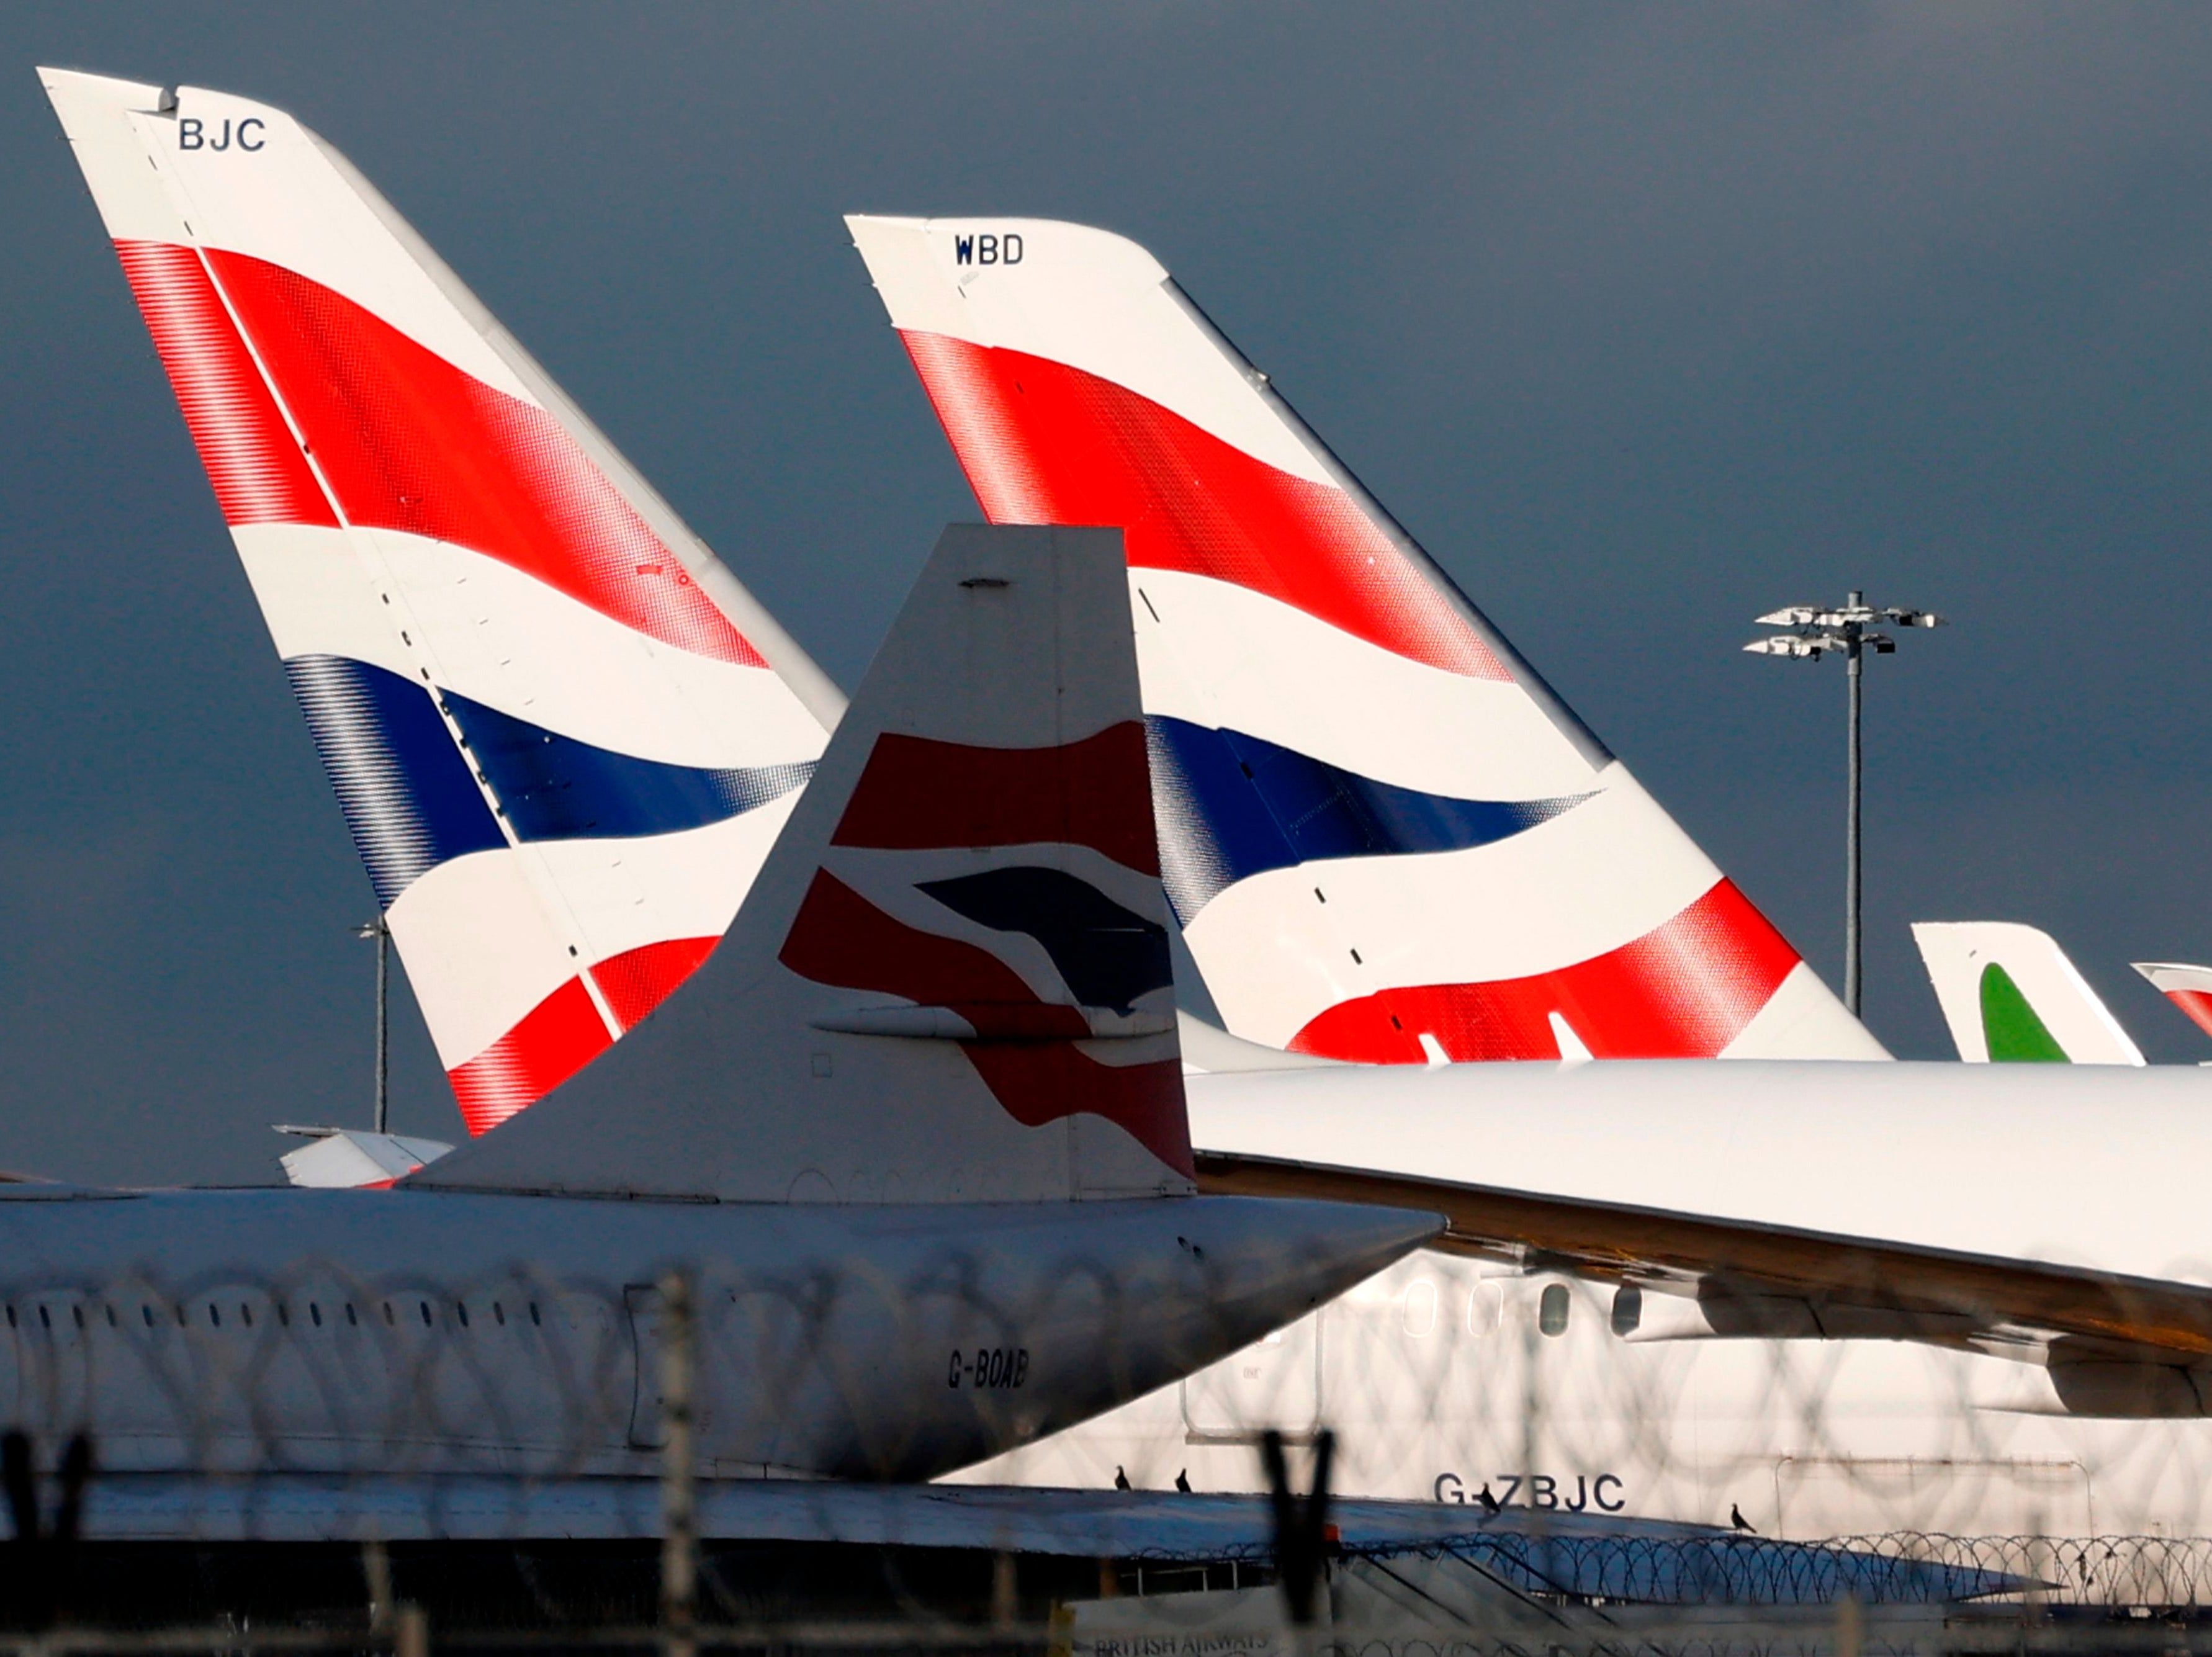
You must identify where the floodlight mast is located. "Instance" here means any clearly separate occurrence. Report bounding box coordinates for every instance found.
[351,916,390,1134]
[1745,590,1944,1018]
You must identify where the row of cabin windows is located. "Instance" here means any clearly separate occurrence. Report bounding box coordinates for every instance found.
[3,1300,544,1332]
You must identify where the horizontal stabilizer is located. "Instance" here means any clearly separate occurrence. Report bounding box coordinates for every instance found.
[1176,1010,1349,1075]
[415,525,1194,1202]
[277,1128,454,1188]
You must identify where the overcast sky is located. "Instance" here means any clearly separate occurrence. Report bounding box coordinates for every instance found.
[6,4,2211,1183]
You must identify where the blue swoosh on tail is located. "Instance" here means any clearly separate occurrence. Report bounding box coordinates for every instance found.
[287,655,505,906]
[286,655,816,904]
[1144,715,1594,920]
[445,691,814,845]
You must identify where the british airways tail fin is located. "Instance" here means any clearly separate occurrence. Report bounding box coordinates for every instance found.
[2132,961,2212,1046]
[44,70,838,1134]
[1913,922,2144,1065]
[415,525,1194,1201]
[846,215,1884,1064]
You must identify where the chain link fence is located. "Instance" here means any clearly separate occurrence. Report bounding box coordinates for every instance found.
[0,1245,2203,1648]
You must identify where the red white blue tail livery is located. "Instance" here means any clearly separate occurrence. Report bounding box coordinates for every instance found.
[420,524,1194,1201]
[847,216,1883,1064]
[47,71,840,1133]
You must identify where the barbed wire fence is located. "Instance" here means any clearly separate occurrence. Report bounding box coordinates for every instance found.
[0,1246,2208,1649]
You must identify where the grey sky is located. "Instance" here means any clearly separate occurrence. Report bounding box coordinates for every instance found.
[5,4,2210,1183]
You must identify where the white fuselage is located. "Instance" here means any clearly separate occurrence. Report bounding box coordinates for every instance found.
[955,1059,2212,1535]
[956,1252,2212,1536]
[0,1188,1432,1485]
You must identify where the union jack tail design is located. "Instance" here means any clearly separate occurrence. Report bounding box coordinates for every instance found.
[45,70,841,1136]
[418,525,1194,1203]
[847,216,1887,1064]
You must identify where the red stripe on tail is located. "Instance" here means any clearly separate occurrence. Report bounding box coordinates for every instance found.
[834,725,1160,875]
[189,246,764,668]
[901,330,1510,683]
[113,241,336,527]
[1290,879,1801,1062]
[2165,989,2212,1043]
[780,870,1192,1176]
[447,977,613,1136]
[591,935,721,1033]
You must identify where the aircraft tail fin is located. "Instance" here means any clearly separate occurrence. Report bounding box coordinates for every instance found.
[43,70,838,1134]
[1913,922,2144,1064]
[2131,961,2212,1046]
[415,525,1194,1202]
[846,215,1884,1065]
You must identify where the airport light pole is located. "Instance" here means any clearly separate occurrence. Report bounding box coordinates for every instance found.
[1745,592,1944,1018]
[353,916,390,1134]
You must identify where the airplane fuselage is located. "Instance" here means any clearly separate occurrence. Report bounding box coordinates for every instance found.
[959,1253,2212,1536]
[0,1188,1429,1485]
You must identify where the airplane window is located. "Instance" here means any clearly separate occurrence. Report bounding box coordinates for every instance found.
[1538,1283,1570,1337]
[493,1302,506,1326]
[207,1305,219,1329]
[71,1306,83,1330]
[1402,1278,1438,1337]
[276,1304,289,1328]
[240,1305,252,1328]
[174,1306,186,1327]
[141,1306,154,1328]
[1611,1285,1642,1337]
[382,1303,394,1326]
[1466,1282,1503,1337]
[419,1302,432,1327]
[104,1306,116,1328]
[36,1308,48,1331]
[346,1304,358,1327]
[530,1303,542,1327]
[457,1303,470,1328]
[4,1308,13,1329]
[310,1304,322,1327]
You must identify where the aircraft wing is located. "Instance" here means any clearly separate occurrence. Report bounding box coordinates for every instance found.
[1195,1149,2212,1413]
[1185,1057,2212,1416]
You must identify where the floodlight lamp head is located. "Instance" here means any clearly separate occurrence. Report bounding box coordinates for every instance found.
[1755,606,1817,627]
[1745,634,1829,659]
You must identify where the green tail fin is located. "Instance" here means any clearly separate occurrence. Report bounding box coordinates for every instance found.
[1979,963,2070,1062]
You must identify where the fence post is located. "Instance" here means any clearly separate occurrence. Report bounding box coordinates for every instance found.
[395,1603,429,1657]
[660,1269,698,1657]
[1833,1592,1861,1657]
[362,1538,393,1637]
